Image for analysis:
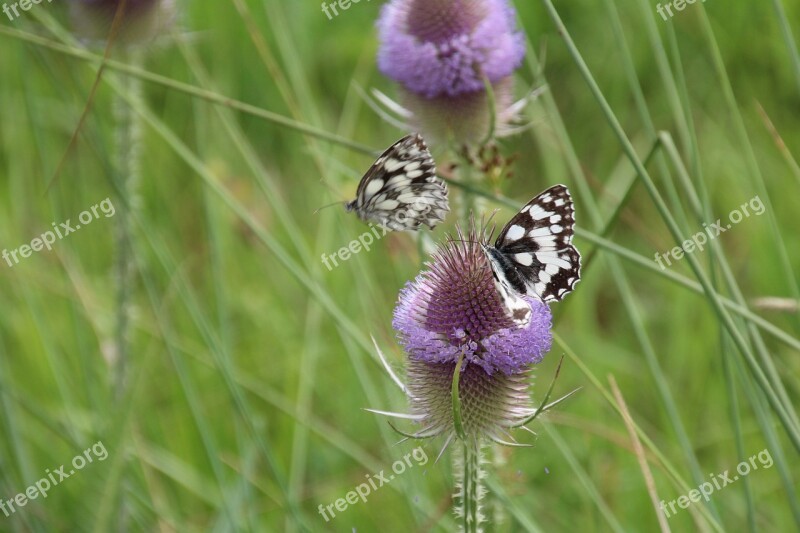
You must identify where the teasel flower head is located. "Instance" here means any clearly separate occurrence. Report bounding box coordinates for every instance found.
[68,0,177,45]
[388,222,552,445]
[394,225,552,377]
[369,222,578,531]
[374,0,534,144]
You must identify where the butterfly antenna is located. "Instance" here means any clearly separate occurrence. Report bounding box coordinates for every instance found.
[45,0,129,194]
[446,227,481,247]
[313,201,346,215]
[479,210,499,242]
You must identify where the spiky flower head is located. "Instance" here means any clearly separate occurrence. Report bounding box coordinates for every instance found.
[376,0,528,144]
[394,226,552,376]
[392,223,552,441]
[377,0,525,98]
[68,0,176,44]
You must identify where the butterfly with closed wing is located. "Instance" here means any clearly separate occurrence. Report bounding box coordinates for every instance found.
[344,133,449,231]
[482,184,581,326]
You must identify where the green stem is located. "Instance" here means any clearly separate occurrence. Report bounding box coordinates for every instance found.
[113,49,143,401]
[111,47,143,533]
[458,437,483,533]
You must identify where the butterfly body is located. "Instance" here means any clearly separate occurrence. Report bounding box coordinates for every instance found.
[483,185,581,323]
[345,134,449,231]
[482,245,537,295]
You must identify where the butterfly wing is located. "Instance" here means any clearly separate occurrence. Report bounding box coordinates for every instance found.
[349,134,449,231]
[493,184,581,302]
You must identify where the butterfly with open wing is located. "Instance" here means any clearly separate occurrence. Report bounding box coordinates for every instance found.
[482,184,582,325]
[344,133,449,231]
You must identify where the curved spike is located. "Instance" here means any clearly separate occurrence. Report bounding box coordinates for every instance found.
[451,353,467,441]
[372,335,407,393]
[512,355,575,428]
[514,386,581,428]
[387,421,439,440]
[363,408,424,420]
[352,84,411,131]
[370,87,413,119]
[434,432,456,464]
[490,435,534,448]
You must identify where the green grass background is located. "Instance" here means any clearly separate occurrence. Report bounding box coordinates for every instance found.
[0,0,798,531]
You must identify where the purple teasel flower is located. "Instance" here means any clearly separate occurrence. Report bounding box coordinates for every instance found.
[67,0,176,44]
[369,222,571,453]
[370,0,539,144]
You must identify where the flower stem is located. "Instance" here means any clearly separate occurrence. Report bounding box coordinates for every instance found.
[113,50,142,402]
[112,47,143,533]
[456,437,484,533]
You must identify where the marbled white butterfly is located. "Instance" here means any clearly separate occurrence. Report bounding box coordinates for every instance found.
[345,134,449,231]
[482,184,581,325]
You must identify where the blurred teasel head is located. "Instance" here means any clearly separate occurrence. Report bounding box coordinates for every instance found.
[68,0,176,45]
[391,223,553,442]
[375,0,531,145]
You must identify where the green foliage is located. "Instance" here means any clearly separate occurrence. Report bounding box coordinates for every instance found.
[0,0,798,531]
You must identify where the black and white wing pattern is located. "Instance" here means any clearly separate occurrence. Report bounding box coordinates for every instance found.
[482,184,581,318]
[344,134,449,231]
